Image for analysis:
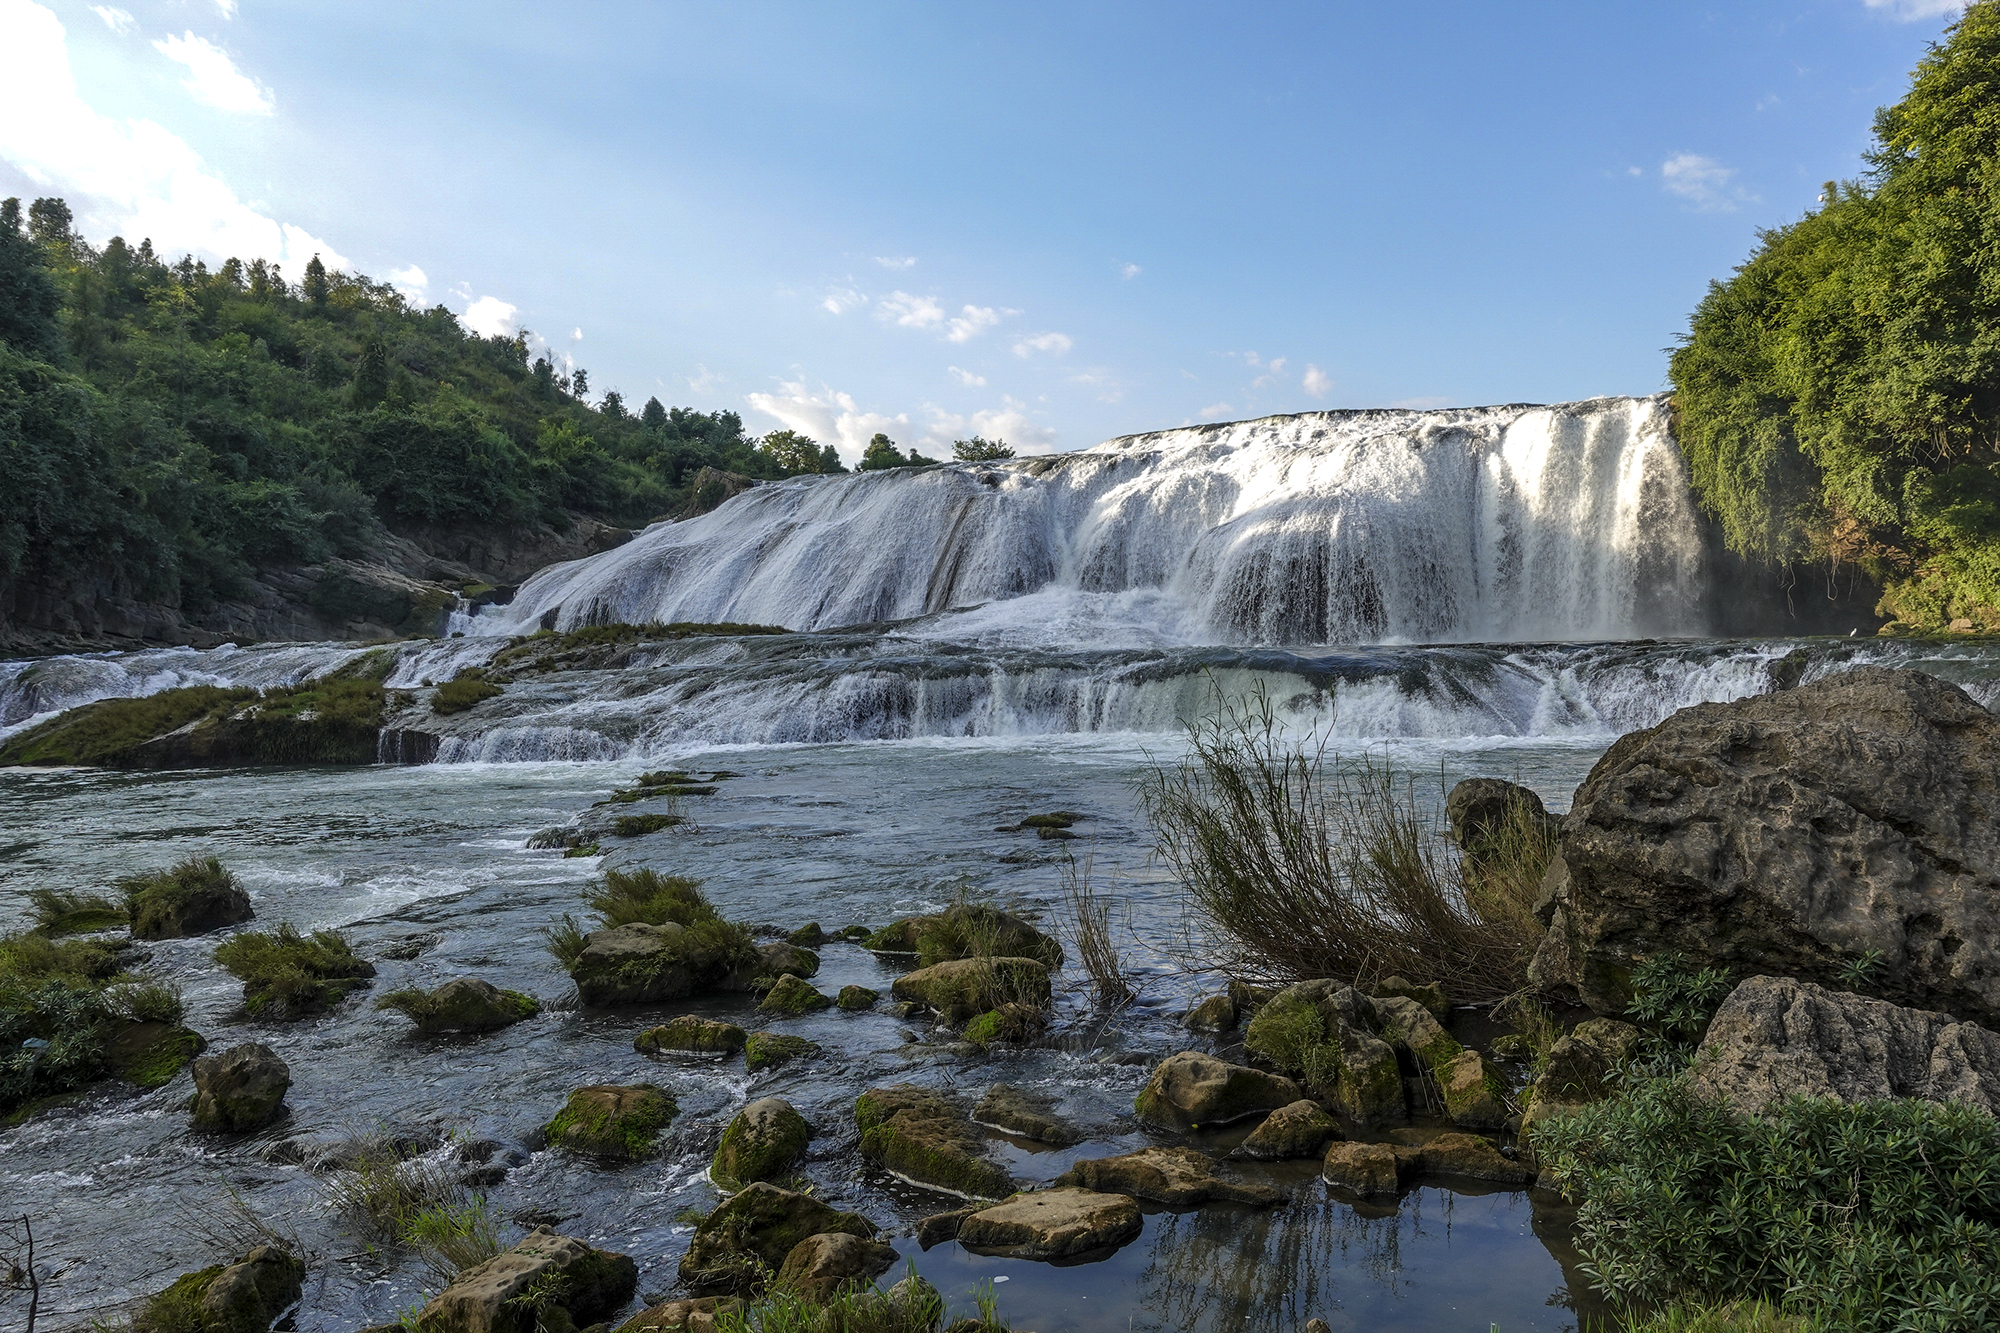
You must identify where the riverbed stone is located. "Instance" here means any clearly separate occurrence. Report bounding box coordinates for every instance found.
[865,903,1064,969]
[757,972,833,1016]
[1391,1130,1536,1186]
[752,941,820,982]
[636,1016,747,1055]
[200,1244,304,1333]
[569,922,698,1006]
[1056,1145,1284,1207]
[189,1042,291,1132]
[963,1002,1044,1045]
[1691,974,2000,1116]
[1322,1141,1399,1197]
[856,1083,1013,1199]
[678,1182,877,1295]
[956,1187,1143,1261]
[713,1097,812,1187]
[891,956,1052,1023]
[1232,1099,1341,1160]
[1244,982,1402,1125]
[1134,1051,1303,1131]
[1184,992,1238,1032]
[616,1296,744,1333]
[377,977,538,1033]
[836,985,879,1011]
[745,1031,818,1073]
[775,1232,899,1300]
[543,1083,677,1159]
[785,922,828,947]
[417,1227,638,1333]
[1534,668,2000,1025]
[1535,1017,1642,1103]
[973,1083,1083,1145]
[1372,976,1448,1021]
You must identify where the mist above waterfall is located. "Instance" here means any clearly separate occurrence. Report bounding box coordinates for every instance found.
[492,395,1707,647]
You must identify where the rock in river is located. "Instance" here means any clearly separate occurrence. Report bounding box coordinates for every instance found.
[543,1084,677,1159]
[679,1182,877,1295]
[418,1228,637,1333]
[1133,1051,1301,1131]
[1232,1099,1342,1160]
[713,1096,812,1187]
[956,1187,1143,1262]
[189,1042,290,1132]
[856,1083,1013,1200]
[775,1232,899,1300]
[1057,1146,1283,1207]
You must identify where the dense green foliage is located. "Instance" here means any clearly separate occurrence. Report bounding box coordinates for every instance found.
[860,431,940,471]
[1671,3,2000,628]
[0,928,189,1114]
[0,679,384,767]
[212,922,375,1018]
[0,195,843,625]
[119,854,243,939]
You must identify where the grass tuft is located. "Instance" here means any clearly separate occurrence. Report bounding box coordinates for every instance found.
[213,922,375,1019]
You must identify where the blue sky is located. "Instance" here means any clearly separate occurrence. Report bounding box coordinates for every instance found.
[0,0,1971,460]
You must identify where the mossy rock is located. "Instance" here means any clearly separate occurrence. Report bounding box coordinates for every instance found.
[962,1003,1042,1046]
[752,941,820,982]
[745,1032,818,1073]
[863,902,1063,970]
[712,1096,812,1188]
[563,842,603,859]
[836,985,879,1011]
[891,956,1052,1024]
[376,977,538,1033]
[213,923,375,1020]
[1244,982,1405,1125]
[138,1263,226,1333]
[613,813,686,837]
[1373,975,1449,1020]
[1133,1051,1304,1132]
[122,856,253,940]
[757,973,833,1017]
[785,922,827,947]
[1,680,385,769]
[855,1084,1013,1200]
[570,920,757,1006]
[432,670,503,715]
[544,1083,678,1159]
[104,1020,206,1088]
[636,1016,747,1055]
[678,1181,875,1296]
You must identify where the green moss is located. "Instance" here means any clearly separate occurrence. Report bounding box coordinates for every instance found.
[374,980,538,1032]
[962,1011,1003,1044]
[854,1085,1011,1200]
[25,888,126,937]
[0,680,385,768]
[712,1101,811,1187]
[744,1032,817,1073]
[563,842,602,858]
[1243,993,1326,1074]
[836,985,878,1011]
[544,1083,678,1159]
[109,1023,206,1088]
[133,1264,225,1333]
[613,813,684,836]
[756,973,832,1016]
[636,1016,747,1054]
[1,686,251,767]
[432,669,503,714]
[212,922,375,1019]
[120,855,250,940]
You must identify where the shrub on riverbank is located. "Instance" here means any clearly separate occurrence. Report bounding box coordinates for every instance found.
[120,855,253,939]
[0,680,384,768]
[1533,1076,2000,1331]
[0,929,197,1114]
[1142,688,1545,999]
[213,923,375,1018]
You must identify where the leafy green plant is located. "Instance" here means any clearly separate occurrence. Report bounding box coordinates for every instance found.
[1838,948,1888,991]
[24,888,125,936]
[1624,952,1732,1068]
[400,1197,505,1282]
[212,922,374,1018]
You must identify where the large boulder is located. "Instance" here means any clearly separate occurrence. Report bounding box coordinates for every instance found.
[636,1016,747,1055]
[956,1187,1143,1261]
[677,1183,876,1295]
[855,1084,1013,1199]
[417,1229,637,1333]
[757,973,833,1016]
[1534,669,2000,1024]
[189,1043,291,1132]
[1691,975,2000,1116]
[200,1245,304,1333]
[1232,1099,1341,1161]
[1056,1146,1283,1207]
[865,903,1064,969]
[1134,1051,1302,1131]
[1447,778,1559,860]
[775,1232,899,1301]
[713,1097,812,1187]
[377,978,538,1033]
[569,923,699,1006]
[543,1084,677,1159]
[890,956,1052,1023]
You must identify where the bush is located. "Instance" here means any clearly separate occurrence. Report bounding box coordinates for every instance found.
[432,670,503,714]
[587,869,720,929]
[401,1196,505,1282]
[119,854,249,939]
[0,929,151,1113]
[544,913,589,967]
[1533,1076,2000,1330]
[213,922,375,1018]
[1141,686,1543,1000]
[25,887,125,936]
[323,1136,469,1241]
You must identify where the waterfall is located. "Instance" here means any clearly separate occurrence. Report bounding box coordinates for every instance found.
[486,395,1707,646]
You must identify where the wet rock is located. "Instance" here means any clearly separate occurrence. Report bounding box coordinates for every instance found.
[855,1083,1013,1200]
[745,1032,818,1074]
[1691,974,2000,1116]
[1135,1050,1302,1131]
[124,856,254,940]
[1371,976,1448,1021]
[785,922,828,948]
[1435,1048,1510,1130]
[713,1097,812,1188]
[1184,992,1238,1033]
[635,1016,747,1056]
[775,1232,899,1300]
[973,1083,1083,1146]
[1534,669,2000,1025]
[1534,1017,1641,1103]
[418,1227,638,1332]
[751,941,821,983]
[543,1084,677,1159]
[836,985,879,1011]
[1447,778,1560,862]
[678,1182,877,1295]
[1056,1145,1284,1207]
[915,1205,977,1249]
[1232,1099,1341,1161]
[1391,1130,1535,1186]
[199,1244,304,1333]
[616,1296,744,1333]
[891,956,1052,1023]
[1321,1141,1399,1198]
[376,977,538,1033]
[190,1042,291,1132]
[757,973,833,1016]
[956,1187,1143,1262]
[963,1002,1044,1045]
[569,923,702,1006]
[865,903,1064,969]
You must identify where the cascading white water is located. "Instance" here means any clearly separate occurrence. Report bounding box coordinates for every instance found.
[487,395,1707,646]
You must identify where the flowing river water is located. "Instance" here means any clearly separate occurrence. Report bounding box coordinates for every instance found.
[8,399,2000,1332]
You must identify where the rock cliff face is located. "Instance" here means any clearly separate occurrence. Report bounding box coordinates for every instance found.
[0,513,632,654]
[1534,668,2000,1028]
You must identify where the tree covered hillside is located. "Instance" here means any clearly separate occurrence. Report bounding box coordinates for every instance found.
[1672,2,2000,632]
[0,196,842,639]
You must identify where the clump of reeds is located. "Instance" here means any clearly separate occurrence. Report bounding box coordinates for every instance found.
[1058,851,1131,1009]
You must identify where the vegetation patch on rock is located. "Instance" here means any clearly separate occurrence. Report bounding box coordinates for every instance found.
[544,1083,678,1159]
[0,680,386,768]
[855,1084,1013,1200]
[677,1181,876,1296]
[213,922,375,1019]
[745,1032,817,1074]
[120,855,254,940]
[636,1016,747,1056]
[376,977,539,1033]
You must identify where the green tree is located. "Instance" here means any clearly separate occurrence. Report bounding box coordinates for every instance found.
[760,428,829,475]
[641,396,667,430]
[952,434,1014,461]
[303,254,329,308]
[350,336,390,410]
[0,198,61,359]
[859,432,907,470]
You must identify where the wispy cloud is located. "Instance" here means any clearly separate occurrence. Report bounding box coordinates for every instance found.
[1198,401,1233,419]
[746,378,910,464]
[821,286,865,315]
[689,364,723,394]
[945,305,999,343]
[1863,0,1967,20]
[153,31,274,115]
[388,264,426,303]
[1661,152,1752,212]
[920,396,1058,452]
[948,366,986,387]
[874,255,917,269]
[1013,331,1072,358]
[1302,364,1332,398]
[0,2,339,269]
[462,295,518,337]
[89,5,133,32]
[877,290,944,330]
[1119,262,1141,279]
[1251,355,1288,388]
[1069,368,1123,403]
[214,0,238,17]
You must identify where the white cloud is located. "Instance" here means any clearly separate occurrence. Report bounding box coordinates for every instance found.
[153,31,273,115]
[1627,165,1642,177]
[919,396,1059,453]
[1661,152,1750,211]
[90,5,133,32]
[945,304,999,343]
[571,327,583,340]
[689,364,723,394]
[215,0,238,16]
[1251,355,1289,388]
[948,366,986,387]
[874,255,917,269]
[388,264,426,302]
[746,379,910,464]
[1302,364,1332,398]
[462,295,518,337]
[877,290,944,330]
[821,286,865,315]
[1013,331,1072,358]
[1864,0,1967,19]
[1119,262,1141,279]
[1198,401,1233,418]
[0,2,341,269]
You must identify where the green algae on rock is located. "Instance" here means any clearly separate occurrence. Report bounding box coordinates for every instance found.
[712,1096,812,1188]
[855,1083,1013,1200]
[635,1015,748,1055]
[375,977,539,1033]
[544,1083,678,1159]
